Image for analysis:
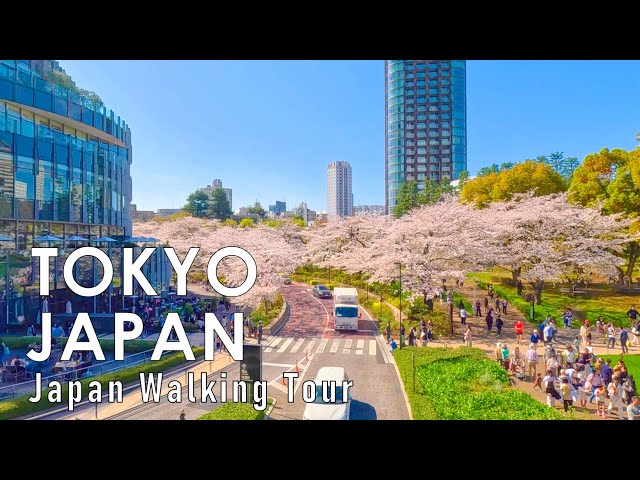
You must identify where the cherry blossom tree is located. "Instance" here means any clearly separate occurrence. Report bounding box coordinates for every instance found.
[476,192,635,303]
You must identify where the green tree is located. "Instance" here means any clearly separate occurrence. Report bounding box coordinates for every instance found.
[478,164,500,177]
[292,217,306,228]
[393,180,420,218]
[456,170,470,189]
[223,219,237,227]
[536,151,579,179]
[183,190,209,218]
[208,188,232,220]
[246,205,267,218]
[462,160,567,207]
[568,147,640,280]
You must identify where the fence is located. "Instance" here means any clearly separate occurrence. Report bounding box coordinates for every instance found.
[0,348,168,401]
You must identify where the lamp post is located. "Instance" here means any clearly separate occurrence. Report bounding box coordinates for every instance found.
[0,236,15,333]
[395,262,403,349]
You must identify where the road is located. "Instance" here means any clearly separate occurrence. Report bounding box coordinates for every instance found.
[262,283,410,420]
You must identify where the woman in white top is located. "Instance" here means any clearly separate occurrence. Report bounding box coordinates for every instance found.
[546,355,559,377]
[579,323,589,349]
[607,378,625,419]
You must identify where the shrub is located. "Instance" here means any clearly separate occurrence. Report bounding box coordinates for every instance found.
[183,303,194,319]
[394,347,562,420]
[198,398,273,420]
[0,336,155,354]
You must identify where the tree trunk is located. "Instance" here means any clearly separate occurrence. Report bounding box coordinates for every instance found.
[511,266,521,284]
[616,267,625,284]
[625,241,638,280]
[533,280,544,305]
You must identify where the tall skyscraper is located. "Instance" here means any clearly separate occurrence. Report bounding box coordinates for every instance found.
[385,60,467,214]
[327,161,353,218]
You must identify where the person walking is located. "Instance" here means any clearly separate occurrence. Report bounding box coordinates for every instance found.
[530,329,540,350]
[618,326,629,354]
[594,384,607,417]
[514,320,524,344]
[580,322,589,348]
[486,309,494,333]
[543,370,559,408]
[475,300,482,317]
[587,370,603,403]
[502,299,507,314]
[420,327,428,347]
[460,306,467,326]
[484,297,489,312]
[501,344,510,370]
[607,377,625,419]
[607,323,617,349]
[385,322,391,344]
[494,342,503,365]
[525,344,538,380]
[257,321,263,344]
[464,325,472,348]
[560,378,573,412]
[408,327,416,347]
[627,305,638,323]
[496,314,504,337]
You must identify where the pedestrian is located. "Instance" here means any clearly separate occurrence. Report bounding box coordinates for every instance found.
[400,324,406,347]
[408,327,416,347]
[459,305,467,326]
[543,370,559,408]
[427,320,434,341]
[501,344,510,370]
[65,300,72,314]
[607,377,625,419]
[420,327,428,347]
[607,323,617,349]
[560,378,573,412]
[494,342,503,365]
[546,351,559,378]
[475,300,482,317]
[627,305,638,323]
[530,329,540,349]
[627,396,640,420]
[510,346,523,374]
[514,320,524,344]
[563,308,573,328]
[484,296,489,311]
[385,322,391,344]
[543,323,553,346]
[618,326,629,354]
[594,384,607,417]
[496,314,504,337]
[257,321,263,344]
[179,410,186,420]
[533,373,543,391]
[389,337,398,353]
[486,308,494,333]
[458,299,464,310]
[586,369,603,403]
[464,325,472,348]
[502,299,507,314]
[525,344,538,380]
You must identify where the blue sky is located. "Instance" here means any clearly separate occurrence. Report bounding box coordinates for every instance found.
[59,60,640,213]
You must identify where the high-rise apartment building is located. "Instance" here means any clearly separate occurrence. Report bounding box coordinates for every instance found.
[268,200,286,215]
[326,161,353,218]
[198,178,232,211]
[385,60,467,214]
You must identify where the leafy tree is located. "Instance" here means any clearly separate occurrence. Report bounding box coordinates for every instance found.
[499,162,515,171]
[223,219,237,227]
[536,151,580,179]
[246,205,267,218]
[393,179,456,218]
[478,164,500,177]
[239,218,255,228]
[568,147,640,279]
[456,170,469,189]
[292,217,307,228]
[462,160,567,207]
[183,190,209,218]
[208,188,232,220]
[393,181,420,218]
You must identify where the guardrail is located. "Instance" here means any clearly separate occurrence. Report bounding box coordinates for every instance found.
[0,348,168,401]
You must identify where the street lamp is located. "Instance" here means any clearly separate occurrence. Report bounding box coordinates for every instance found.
[0,235,15,333]
[395,262,403,349]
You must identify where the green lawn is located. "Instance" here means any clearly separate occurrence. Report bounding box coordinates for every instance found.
[599,354,640,380]
[394,347,562,420]
[197,398,273,420]
[470,271,636,328]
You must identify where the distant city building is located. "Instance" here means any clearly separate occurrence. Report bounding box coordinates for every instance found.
[268,200,287,215]
[354,205,386,215]
[385,60,467,214]
[292,202,317,225]
[155,208,182,217]
[131,204,155,222]
[198,178,232,211]
[327,161,353,218]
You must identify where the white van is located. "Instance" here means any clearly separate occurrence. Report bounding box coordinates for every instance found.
[303,366,352,420]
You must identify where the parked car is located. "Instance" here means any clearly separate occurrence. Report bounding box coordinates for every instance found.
[313,284,332,299]
[303,367,351,420]
[283,276,292,285]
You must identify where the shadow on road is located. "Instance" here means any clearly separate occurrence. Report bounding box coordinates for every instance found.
[350,400,377,420]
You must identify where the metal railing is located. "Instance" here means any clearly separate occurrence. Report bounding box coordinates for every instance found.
[0,348,170,401]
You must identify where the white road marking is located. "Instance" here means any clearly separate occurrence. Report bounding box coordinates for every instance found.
[316,338,328,353]
[263,362,295,368]
[290,338,305,353]
[269,381,288,393]
[342,348,351,355]
[304,339,316,355]
[278,338,294,353]
[357,339,364,349]
[269,338,282,349]
[369,340,377,356]
[344,339,352,349]
[356,350,364,355]
[330,339,340,353]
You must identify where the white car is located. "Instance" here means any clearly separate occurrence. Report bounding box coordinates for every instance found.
[303,366,351,420]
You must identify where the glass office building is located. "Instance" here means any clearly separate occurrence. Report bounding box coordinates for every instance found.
[385,60,467,214]
[0,60,170,330]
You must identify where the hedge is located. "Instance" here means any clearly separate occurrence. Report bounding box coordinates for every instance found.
[0,347,205,420]
[394,347,562,420]
[197,398,273,420]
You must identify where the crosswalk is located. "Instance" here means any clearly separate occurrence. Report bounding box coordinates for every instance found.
[262,336,378,357]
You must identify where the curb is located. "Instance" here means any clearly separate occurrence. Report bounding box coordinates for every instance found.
[264,397,277,420]
[263,301,290,336]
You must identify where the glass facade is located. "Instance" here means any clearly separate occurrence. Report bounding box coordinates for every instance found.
[385,60,467,214]
[0,60,170,331]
